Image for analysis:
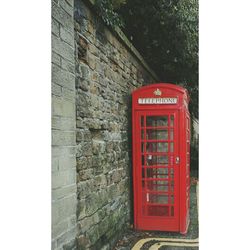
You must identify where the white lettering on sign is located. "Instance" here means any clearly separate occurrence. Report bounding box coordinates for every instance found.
[138,98,178,104]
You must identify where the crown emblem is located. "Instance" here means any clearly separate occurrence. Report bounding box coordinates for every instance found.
[153,88,162,96]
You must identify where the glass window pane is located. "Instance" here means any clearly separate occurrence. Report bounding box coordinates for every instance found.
[170,195,174,204]
[146,142,168,153]
[170,168,174,178]
[142,168,145,178]
[141,116,144,127]
[141,129,144,140]
[146,129,168,140]
[146,116,168,127]
[148,193,168,204]
[142,179,145,188]
[156,155,168,165]
[146,180,169,191]
[144,155,169,166]
[146,167,169,179]
[170,142,174,152]
[170,129,174,140]
[141,143,144,152]
[170,180,174,192]
[141,155,145,165]
[170,115,174,127]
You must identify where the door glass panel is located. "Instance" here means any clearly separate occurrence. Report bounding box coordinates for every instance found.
[146,180,169,191]
[170,195,174,204]
[145,167,169,178]
[170,115,174,127]
[139,113,177,219]
[146,129,168,140]
[146,142,168,152]
[170,129,174,140]
[170,142,174,152]
[142,179,145,188]
[141,116,144,127]
[142,168,145,178]
[141,155,145,165]
[141,129,144,140]
[156,155,168,165]
[141,143,144,152]
[170,168,174,178]
[170,180,174,192]
[146,116,168,127]
[147,193,168,204]
[143,155,169,166]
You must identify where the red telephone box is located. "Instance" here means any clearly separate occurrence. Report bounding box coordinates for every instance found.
[132,83,190,234]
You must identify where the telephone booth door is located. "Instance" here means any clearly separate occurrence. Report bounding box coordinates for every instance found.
[132,83,190,234]
[136,111,180,231]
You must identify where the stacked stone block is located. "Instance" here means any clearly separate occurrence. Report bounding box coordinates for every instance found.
[74,1,157,249]
[52,0,77,249]
[52,0,158,249]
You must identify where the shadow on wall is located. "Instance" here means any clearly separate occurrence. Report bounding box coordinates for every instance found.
[191,118,199,178]
[126,94,134,226]
[190,143,198,178]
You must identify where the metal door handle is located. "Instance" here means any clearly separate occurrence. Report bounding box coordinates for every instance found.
[175,156,180,164]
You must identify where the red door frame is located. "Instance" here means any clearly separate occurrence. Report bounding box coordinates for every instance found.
[134,110,180,231]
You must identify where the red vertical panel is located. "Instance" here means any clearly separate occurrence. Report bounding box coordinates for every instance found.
[179,110,187,234]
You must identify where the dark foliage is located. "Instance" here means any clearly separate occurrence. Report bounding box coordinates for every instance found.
[95,0,126,28]
[94,0,198,119]
[118,0,198,119]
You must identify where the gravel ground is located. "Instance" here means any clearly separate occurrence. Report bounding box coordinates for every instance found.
[113,180,199,250]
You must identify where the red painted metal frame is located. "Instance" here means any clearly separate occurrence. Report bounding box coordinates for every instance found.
[132,83,190,234]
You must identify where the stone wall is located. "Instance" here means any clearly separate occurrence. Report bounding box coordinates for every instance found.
[52,0,77,249]
[52,0,159,249]
[74,1,158,249]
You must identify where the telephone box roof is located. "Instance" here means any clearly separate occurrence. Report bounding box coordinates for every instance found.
[132,83,190,101]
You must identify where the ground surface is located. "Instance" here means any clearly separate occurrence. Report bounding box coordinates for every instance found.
[113,178,199,250]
